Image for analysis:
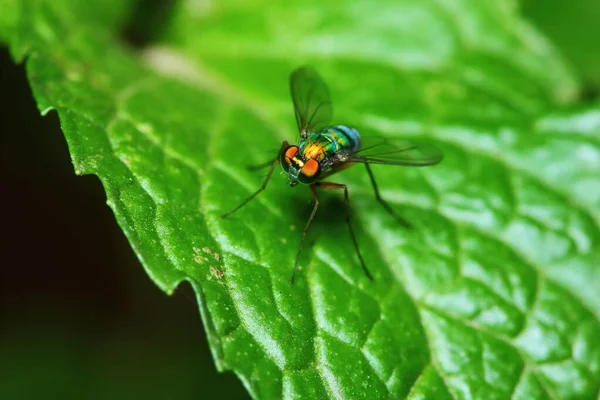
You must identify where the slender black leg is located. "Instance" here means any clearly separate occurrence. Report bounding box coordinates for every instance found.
[220,141,288,218]
[290,184,320,284]
[246,160,276,171]
[315,182,373,281]
[364,163,412,229]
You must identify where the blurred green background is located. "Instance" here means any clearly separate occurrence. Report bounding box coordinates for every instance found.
[0,0,598,399]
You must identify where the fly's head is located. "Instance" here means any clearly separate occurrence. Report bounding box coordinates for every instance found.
[280,145,321,186]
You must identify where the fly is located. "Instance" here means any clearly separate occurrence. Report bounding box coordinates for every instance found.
[221,66,443,283]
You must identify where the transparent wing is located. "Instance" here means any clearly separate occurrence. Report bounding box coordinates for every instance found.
[347,137,443,166]
[289,66,333,137]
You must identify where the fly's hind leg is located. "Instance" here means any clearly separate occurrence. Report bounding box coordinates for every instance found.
[364,163,412,229]
[314,182,373,281]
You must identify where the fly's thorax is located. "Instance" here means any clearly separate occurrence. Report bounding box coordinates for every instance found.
[298,134,330,162]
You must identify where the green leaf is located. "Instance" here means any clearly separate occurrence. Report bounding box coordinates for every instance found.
[2,0,600,399]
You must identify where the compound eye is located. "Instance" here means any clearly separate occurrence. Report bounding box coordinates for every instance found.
[299,159,320,183]
[280,146,298,172]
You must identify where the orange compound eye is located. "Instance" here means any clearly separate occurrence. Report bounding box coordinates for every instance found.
[299,159,320,184]
[285,146,298,160]
[280,145,298,172]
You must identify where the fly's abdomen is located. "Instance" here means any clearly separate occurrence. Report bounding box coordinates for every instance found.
[324,125,361,153]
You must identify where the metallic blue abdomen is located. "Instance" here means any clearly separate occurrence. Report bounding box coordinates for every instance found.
[323,125,361,153]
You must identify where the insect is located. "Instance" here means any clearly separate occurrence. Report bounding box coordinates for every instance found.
[221,66,443,283]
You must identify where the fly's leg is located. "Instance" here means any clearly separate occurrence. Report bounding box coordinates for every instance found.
[246,160,276,171]
[314,182,373,281]
[220,141,288,218]
[364,163,412,229]
[290,184,320,284]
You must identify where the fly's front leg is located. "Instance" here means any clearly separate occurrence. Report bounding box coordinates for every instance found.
[364,163,411,229]
[315,182,373,281]
[290,184,320,284]
[221,141,288,218]
[246,160,276,171]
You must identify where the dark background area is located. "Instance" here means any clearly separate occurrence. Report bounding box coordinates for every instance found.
[0,48,248,399]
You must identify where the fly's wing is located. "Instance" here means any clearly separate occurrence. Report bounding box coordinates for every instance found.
[347,136,443,166]
[289,66,333,137]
